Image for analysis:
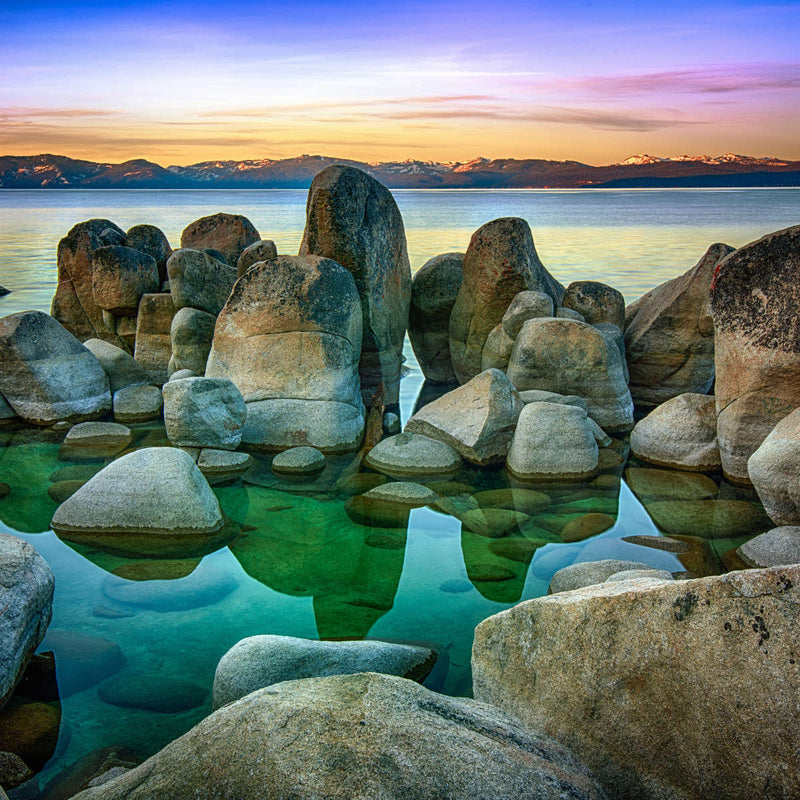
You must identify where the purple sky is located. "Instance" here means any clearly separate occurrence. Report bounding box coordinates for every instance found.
[2,0,798,163]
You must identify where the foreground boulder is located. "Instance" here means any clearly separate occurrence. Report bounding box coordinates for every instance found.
[507,317,633,432]
[162,377,246,450]
[473,565,800,800]
[506,402,598,481]
[710,226,800,483]
[630,393,720,472]
[449,217,564,384]
[405,369,522,465]
[748,408,800,525]
[50,218,127,345]
[0,534,54,707]
[408,253,464,383]
[625,243,734,405]
[180,212,260,267]
[212,635,437,710]
[206,255,365,452]
[71,673,605,800]
[300,165,412,405]
[51,448,227,557]
[0,311,111,425]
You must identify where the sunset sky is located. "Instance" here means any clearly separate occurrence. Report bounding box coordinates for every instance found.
[1,0,798,165]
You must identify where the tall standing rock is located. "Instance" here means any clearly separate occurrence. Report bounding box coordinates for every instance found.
[206,255,365,452]
[133,293,176,385]
[449,217,564,385]
[180,213,260,268]
[0,311,111,425]
[408,253,464,383]
[51,219,128,346]
[710,226,800,483]
[626,243,734,406]
[299,165,412,405]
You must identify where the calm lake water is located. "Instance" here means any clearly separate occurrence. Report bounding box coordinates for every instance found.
[0,188,796,794]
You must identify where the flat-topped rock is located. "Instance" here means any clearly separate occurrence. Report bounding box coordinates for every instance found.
[0,311,111,425]
[405,368,522,465]
[364,432,462,477]
[473,565,800,800]
[72,673,605,800]
[212,635,437,710]
[197,449,252,478]
[518,389,588,410]
[362,481,439,507]
[62,421,132,459]
[0,534,54,707]
[113,384,163,423]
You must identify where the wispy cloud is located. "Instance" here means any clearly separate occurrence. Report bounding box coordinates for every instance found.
[0,106,122,120]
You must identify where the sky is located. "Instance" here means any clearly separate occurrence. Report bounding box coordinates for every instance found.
[1,0,799,164]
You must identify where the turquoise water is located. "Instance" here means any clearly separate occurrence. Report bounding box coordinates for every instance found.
[0,188,793,793]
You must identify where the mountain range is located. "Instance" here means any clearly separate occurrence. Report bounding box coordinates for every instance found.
[2,153,799,189]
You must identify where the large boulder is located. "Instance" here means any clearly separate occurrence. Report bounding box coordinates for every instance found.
[70,672,605,800]
[169,306,216,375]
[236,240,278,277]
[407,252,464,383]
[133,293,176,384]
[473,565,800,800]
[710,226,800,483]
[166,249,238,316]
[748,407,800,525]
[180,212,260,268]
[83,338,151,393]
[91,246,159,316]
[206,255,365,452]
[212,635,437,710]
[162,377,246,450]
[405,368,522,465]
[0,534,54,707]
[126,223,173,283]
[507,317,633,432]
[630,393,720,472]
[50,218,127,346]
[0,311,111,425]
[506,401,598,481]
[563,281,625,328]
[449,217,564,384]
[299,165,412,405]
[51,448,227,557]
[626,243,734,406]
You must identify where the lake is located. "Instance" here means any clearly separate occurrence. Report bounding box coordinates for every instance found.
[0,188,796,795]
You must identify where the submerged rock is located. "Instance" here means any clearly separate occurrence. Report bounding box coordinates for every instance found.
[51,448,227,557]
[405,368,522,465]
[710,225,800,483]
[625,243,734,405]
[473,565,800,800]
[630,393,720,472]
[212,635,437,710]
[61,421,132,459]
[507,317,633,432]
[0,311,111,425]
[449,217,564,384]
[408,253,464,383]
[506,402,598,482]
[300,165,412,405]
[180,212,260,268]
[40,629,125,697]
[0,534,54,708]
[71,672,605,800]
[364,432,462,477]
[98,672,207,713]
